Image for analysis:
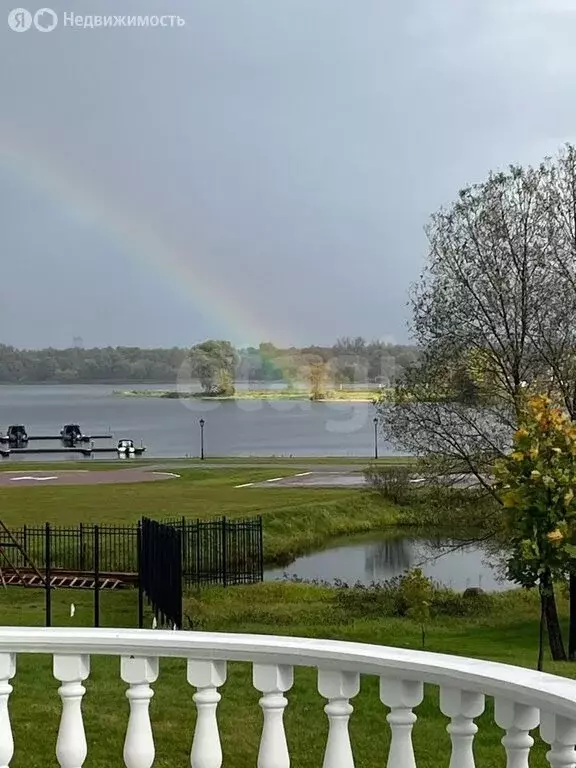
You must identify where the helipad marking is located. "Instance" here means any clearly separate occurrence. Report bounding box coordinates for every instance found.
[10,476,59,482]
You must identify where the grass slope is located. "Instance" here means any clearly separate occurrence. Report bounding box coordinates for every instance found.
[0,584,568,768]
[0,469,401,564]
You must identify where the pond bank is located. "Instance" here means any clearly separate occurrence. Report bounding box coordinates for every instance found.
[264,529,509,591]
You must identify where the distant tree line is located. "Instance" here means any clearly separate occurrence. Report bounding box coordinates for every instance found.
[0,338,420,384]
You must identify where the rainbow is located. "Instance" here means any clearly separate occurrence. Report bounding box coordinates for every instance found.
[0,121,294,349]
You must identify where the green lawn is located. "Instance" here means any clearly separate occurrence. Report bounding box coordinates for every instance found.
[0,583,566,768]
[0,468,404,564]
[0,463,569,766]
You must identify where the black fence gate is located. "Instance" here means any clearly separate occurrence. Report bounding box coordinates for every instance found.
[139,517,182,630]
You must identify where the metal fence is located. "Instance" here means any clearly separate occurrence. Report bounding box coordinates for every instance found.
[7,516,263,587]
[140,517,182,629]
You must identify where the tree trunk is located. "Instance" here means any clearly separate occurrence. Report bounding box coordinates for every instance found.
[568,520,576,660]
[538,590,545,671]
[569,570,576,660]
[541,569,568,661]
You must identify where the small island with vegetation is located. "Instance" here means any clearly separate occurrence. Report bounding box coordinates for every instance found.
[113,386,385,402]
[109,338,408,401]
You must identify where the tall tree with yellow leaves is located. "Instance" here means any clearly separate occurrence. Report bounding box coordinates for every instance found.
[494,394,576,667]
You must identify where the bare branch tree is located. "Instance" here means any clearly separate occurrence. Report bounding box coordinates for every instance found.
[378,145,576,658]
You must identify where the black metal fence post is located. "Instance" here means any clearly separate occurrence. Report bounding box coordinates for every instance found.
[79,523,85,571]
[196,519,201,588]
[45,522,52,627]
[258,515,264,581]
[137,521,144,629]
[222,517,227,588]
[94,524,100,628]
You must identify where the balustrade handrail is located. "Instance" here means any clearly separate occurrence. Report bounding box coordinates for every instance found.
[1,627,575,718]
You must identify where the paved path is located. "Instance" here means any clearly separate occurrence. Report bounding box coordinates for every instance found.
[0,469,181,487]
[236,471,492,489]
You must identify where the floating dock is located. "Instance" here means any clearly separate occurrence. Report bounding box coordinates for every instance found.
[0,424,146,459]
[0,447,146,458]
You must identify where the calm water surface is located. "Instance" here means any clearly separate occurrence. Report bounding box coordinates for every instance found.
[0,384,402,459]
[265,534,512,592]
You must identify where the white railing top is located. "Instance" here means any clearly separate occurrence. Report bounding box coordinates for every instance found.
[1,627,575,718]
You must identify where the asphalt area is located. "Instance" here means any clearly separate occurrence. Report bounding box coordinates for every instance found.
[0,469,181,487]
[236,471,368,488]
[237,471,490,488]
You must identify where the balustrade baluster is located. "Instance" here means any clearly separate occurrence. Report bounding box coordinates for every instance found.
[0,654,15,768]
[187,659,227,768]
[53,654,90,768]
[380,677,423,768]
[439,687,484,768]
[318,669,360,768]
[253,663,294,768]
[494,699,539,768]
[121,656,158,768]
[540,712,576,768]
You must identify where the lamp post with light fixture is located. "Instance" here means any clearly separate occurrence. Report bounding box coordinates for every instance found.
[199,418,205,460]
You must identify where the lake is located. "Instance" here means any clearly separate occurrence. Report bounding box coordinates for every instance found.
[0,384,404,459]
[265,533,513,592]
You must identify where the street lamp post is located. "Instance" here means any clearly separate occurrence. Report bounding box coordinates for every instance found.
[199,418,205,461]
[373,417,378,460]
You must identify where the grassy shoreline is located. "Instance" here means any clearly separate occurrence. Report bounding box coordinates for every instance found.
[113,388,384,402]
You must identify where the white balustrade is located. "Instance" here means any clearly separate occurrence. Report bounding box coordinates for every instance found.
[440,686,485,768]
[253,663,294,768]
[540,712,576,768]
[188,659,227,768]
[121,655,158,768]
[54,654,90,768]
[0,628,573,767]
[380,677,423,768]
[494,698,539,768]
[0,654,15,768]
[318,669,360,768]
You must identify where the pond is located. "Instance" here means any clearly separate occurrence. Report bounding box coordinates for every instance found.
[265,532,514,592]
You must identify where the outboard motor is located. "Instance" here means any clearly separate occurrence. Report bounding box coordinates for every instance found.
[117,439,135,456]
[7,425,28,447]
[61,424,83,446]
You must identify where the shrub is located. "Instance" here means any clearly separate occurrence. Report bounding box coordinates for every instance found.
[363,464,413,504]
[332,570,495,622]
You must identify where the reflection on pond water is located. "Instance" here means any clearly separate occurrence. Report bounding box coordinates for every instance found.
[265,533,513,592]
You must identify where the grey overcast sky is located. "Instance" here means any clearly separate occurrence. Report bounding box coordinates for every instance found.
[1,0,576,349]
